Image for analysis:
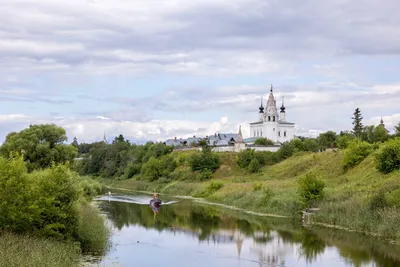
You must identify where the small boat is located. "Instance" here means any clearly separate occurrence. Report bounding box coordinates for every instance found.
[150,198,162,207]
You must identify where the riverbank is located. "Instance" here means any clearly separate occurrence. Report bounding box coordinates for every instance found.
[105,150,400,243]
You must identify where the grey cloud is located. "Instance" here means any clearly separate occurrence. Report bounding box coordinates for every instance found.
[1,0,399,77]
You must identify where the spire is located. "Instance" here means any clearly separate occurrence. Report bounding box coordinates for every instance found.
[280,96,286,113]
[103,132,107,144]
[259,96,264,113]
[380,117,384,127]
[236,125,244,143]
[270,84,273,93]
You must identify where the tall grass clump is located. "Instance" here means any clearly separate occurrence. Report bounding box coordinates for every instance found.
[76,201,111,253]
[375,137,400,174]
[342,139,372,170]
[0,232,80,267]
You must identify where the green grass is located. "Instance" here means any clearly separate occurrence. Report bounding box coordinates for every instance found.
[0,232,80,267]
[76,200,111,254]
[109,150,400,242]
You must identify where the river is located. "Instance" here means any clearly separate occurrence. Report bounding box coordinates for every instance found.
[86,192,400,267]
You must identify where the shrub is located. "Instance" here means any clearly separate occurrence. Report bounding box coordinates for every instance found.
[236,149,254,168]
[375,138,400,174]
[254,151,278,166]
[79,177,102,200]
[207,181,223,191]
[253,182,263,191]
[302,138,319,152]
[276,142,294,161]
[199,168,213,181]
[369,191,389,211]
[337,134,355,149]
[199,181,223,197]
[141,155,177,181]
[189,151,220,172]
[248,158,261,173]
[342,139,372,170]
[297,172,325,207]
[254,138,274,146]
[260,187,275,203]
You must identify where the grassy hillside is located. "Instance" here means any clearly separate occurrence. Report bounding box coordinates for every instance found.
[109,149,400,242]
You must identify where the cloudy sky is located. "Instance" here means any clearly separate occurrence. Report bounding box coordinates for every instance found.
[1,0,399,144]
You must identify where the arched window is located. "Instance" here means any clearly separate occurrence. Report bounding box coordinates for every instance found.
[268,116,271,121]
[261,131,262,136]
[273,116,275,121]
[254,131,256,137]
[278,131,281,137]
[284,132,287,137]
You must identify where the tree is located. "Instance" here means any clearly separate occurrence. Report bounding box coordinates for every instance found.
[254,138,274,146]
[361,125,389,143]
[303,138,319,152]
[318,131,337,148]
[71,137,79,148]
[352,108,364,138]
[395,122,400,136]
[0,124,78,171]
[375,137,400,174]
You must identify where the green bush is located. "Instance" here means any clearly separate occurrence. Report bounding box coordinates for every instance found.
[342,139,372,170]
[199,181,223,197]
[199,168,213,181]
[254,151,279,166]
[79,177,102,200]
[276,142,294,161]
[0,154,109,253]
[369,191,389,211]
[248,158,261,173]
[189,151,220,172]
[141,155,177,181]
[236,149,254,168]
[302,138,319,152]
[236,150,278,171]
[337,134,355,149]
[253,182,263,191]
[260,187,275,203]
[207,181,223,192]
[254,138,274,146]
[297,172,325,207]
[375,137,400,174]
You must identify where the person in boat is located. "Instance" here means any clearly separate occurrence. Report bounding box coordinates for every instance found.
[153,192,158,199]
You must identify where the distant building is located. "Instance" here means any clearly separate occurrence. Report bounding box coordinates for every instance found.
[249,85,295,143]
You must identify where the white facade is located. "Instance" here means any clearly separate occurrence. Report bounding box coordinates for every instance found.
[250,86,295,143]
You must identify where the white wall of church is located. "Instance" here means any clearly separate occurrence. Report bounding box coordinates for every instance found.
[262,121,279,142]
[276,124,295,143]
[250,124,264,138]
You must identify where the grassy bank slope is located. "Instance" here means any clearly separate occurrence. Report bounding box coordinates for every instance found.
[109,150,400,241]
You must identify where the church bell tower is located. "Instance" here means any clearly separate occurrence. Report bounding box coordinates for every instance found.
[265,85,279,122]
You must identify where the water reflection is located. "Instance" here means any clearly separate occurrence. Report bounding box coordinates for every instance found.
[92,193,400,267]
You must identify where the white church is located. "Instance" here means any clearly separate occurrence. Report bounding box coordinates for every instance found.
[249,85,295,143]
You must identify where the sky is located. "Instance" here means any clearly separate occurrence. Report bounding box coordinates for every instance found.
[1,0,399,144]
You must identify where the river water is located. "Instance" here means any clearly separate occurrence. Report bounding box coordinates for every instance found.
[87,192,400,267]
